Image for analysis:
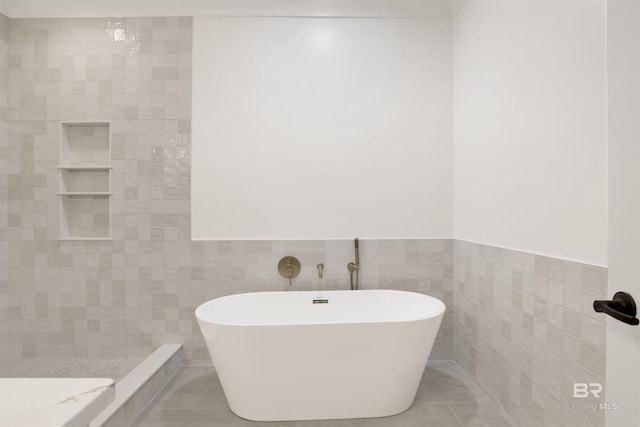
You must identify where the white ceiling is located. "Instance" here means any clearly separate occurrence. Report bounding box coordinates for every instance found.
[0,0,466,19]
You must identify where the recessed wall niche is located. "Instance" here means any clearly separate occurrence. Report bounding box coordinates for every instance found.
[58,122,112,240]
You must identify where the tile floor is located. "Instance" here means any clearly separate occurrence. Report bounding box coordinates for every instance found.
[132,361,512,427]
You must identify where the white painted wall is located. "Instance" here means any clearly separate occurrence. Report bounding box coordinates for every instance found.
[192,17,453,240]
[606,1,640,426]
[453,0,607,266]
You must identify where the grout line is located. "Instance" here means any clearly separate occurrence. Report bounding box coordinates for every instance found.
[448,402,467,427]
[128,365,186,427]
[448,359,520,427]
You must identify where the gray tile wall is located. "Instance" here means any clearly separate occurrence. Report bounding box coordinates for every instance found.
[0,13,9,365]
[4,16,454,364]
[453,240,607,427]
[6,16,193,360]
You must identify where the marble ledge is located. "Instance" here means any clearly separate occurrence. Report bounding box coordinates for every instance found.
[0,378,115,427]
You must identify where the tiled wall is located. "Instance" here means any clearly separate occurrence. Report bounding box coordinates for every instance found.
[454,240,607,427]
[5,16,193,360]
[4,16,454,364]
[0,13,9,365]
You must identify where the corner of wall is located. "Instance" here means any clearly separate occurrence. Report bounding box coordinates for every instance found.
[446,0,467,20]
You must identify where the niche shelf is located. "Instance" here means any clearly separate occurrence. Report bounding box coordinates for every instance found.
[58,122,112,240]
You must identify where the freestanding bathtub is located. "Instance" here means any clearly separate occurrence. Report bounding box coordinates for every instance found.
[195,289,445,421]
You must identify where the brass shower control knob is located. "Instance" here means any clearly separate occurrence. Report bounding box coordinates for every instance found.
[278,256,301,285]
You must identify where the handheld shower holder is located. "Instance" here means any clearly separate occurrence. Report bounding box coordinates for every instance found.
[348,238,360,290]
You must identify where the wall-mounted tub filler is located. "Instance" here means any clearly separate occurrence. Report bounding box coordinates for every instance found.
[195,290,446,421]
[314,263,328,304]
[277,256,301,285]
[347,237,360,290]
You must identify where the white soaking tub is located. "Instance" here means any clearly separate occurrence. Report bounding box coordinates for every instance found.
[195,289,445,422]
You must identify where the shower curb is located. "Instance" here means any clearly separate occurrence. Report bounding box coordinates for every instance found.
[90,344,183,427]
